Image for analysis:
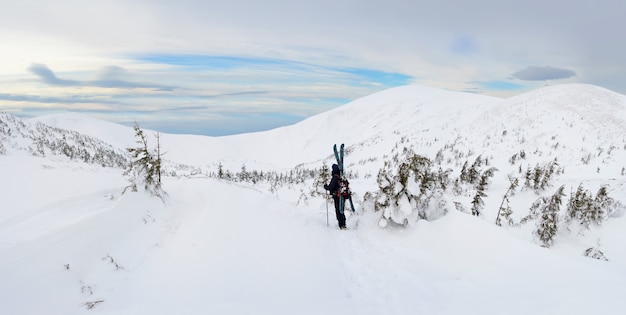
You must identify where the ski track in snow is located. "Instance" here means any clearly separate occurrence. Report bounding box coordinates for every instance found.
[124,179,380,315]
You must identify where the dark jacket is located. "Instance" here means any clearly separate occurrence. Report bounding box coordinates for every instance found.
[324,164,341,194]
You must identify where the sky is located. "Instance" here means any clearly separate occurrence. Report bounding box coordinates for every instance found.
[0,0,624,136]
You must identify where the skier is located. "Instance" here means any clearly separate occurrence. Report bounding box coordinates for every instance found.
[324,164,346,229]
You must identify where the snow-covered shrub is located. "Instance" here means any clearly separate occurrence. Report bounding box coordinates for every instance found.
[583,247,609,261]
[311,164,330,197]
[508,150,526,165]
[566,184,623,230]
[374,149,452,226]
[82,300,104,310]
[523,159,561,192]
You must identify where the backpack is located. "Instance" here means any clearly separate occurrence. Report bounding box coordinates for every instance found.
[339,178,351,198]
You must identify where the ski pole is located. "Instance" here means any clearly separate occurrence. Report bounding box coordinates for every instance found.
[325,194,329,226]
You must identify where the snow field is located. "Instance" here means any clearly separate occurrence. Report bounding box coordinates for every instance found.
[3,83,626,314]
[3,156,626,314]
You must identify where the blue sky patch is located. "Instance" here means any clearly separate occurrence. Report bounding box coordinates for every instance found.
[339,68,413,87]
[134,54,413,87]
[478,80,525,91]
[135,54,298,70]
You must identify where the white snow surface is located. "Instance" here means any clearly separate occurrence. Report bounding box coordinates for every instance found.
[2,83,626,314]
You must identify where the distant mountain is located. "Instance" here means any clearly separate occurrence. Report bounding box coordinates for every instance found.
[30,112,137,149]
[9,83,626,178]
[180,83,626,181]
[140,84,501,171]
[0,112,128,168]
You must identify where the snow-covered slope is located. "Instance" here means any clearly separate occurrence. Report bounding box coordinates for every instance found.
[30,112,137,149]
[2,83,626,314]
[1,155,625,314]
[470,83,626,162]
[28,85,499,170]
[157,85,501,170]
[26,83,626,176]
[0,112,128,167]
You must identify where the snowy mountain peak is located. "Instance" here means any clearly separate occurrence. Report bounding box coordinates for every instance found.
[504,83,626,119]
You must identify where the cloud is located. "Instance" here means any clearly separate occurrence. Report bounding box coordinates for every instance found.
[27,63,175,90]
[0,93,121,105]
[8,57,385,136]
[28,63,79,86]
[96,66,128,81]
[512,66,576,81]
[90,79,175,90]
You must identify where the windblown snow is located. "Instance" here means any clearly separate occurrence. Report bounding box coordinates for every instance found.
[2,83,626,314]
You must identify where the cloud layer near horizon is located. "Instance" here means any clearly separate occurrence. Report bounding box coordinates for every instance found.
[5,58,413,135]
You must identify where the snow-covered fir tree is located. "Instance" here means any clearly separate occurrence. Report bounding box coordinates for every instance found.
[566,184,621,231]
[124,123,164,197]
[534,185,565,247]
[470,167,497,216]
[496,177,519,226]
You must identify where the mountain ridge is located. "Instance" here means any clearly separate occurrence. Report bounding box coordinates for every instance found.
[6,83,626,175]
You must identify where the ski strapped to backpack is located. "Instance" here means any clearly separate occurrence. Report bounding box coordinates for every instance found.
[333,144,356,214]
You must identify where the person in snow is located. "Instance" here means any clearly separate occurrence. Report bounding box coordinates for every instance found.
[324,164,346,229]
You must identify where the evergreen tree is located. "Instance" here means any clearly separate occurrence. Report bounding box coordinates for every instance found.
[153,131,163,186]
[590,186,613,224]
[452,178,463,196]
[496,177,519,226]
[239,164,249,182]
[435,149,444,164]
[459,161,469,183]
[566,184,619,231]
[123,123,164,197]
[565,184,591,227]
[539,159,559,190]
[470,167,497,216]
[375,164,398,210]
[375,151,453,223]
[470,185,486,216]
[217,162,224,179]
[533,165,542,190]
[524,167,532,188]
[535,185,565,247]
[314,164,331,197]
[467,155,483,185]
